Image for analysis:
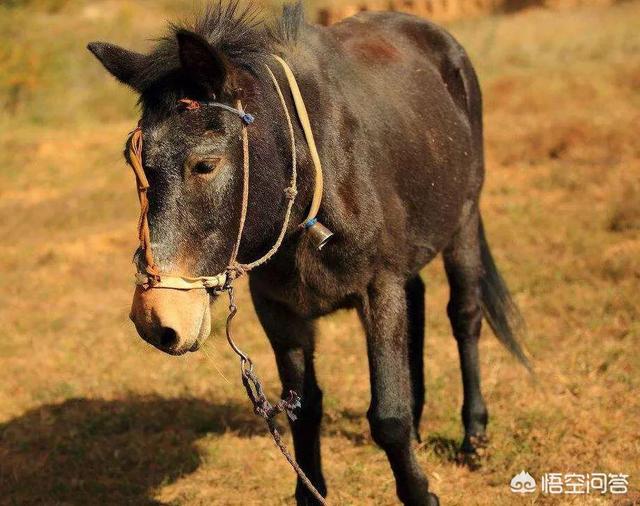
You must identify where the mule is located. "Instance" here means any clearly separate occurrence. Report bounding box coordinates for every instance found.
[88,2,529,504]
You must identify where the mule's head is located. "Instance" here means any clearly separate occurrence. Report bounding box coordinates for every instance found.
[88,24,284,355]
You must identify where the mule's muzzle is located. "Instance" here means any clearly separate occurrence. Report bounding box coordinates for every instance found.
[130,318,193,355]
[129,286,211,355]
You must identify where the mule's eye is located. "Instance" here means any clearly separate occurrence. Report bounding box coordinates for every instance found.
[194,161,216,174]
[191,157,223,176]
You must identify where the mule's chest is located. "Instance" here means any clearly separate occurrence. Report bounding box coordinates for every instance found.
[249,243,372,318]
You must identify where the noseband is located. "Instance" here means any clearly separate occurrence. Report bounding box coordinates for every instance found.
[127,56,332,292]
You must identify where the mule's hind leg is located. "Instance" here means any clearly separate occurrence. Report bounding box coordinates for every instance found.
[251,291,326,505]
[406,276,426,441]
[358,273,438,506]
[443,211,489,461]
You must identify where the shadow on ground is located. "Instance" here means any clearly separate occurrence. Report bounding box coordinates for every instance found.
[323,409,463,466]
[422,435,460,463]
[0,396,266,505]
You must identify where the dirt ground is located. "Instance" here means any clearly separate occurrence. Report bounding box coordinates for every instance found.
[0,1,639,505]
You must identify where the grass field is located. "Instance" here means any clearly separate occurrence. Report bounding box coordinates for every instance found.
[1,1,639,504]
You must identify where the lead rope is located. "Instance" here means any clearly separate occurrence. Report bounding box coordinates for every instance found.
[225,287,327,505]
[221,66,327,505]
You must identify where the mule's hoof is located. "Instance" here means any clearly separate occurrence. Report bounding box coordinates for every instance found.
[457,433,489,470]
[404,492,440,506]
[295,482,327,506]
[427,492,440,506]
[295,494,326,506]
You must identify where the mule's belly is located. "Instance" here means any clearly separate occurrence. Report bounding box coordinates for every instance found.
[397,126,476,271]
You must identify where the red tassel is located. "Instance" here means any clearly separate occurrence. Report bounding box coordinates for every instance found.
[178,98,201,111]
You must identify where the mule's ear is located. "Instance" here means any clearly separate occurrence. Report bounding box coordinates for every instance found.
[176,30,227,95]
[87,42,146,91]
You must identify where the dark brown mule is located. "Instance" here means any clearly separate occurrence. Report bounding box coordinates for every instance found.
[88,2,529,504]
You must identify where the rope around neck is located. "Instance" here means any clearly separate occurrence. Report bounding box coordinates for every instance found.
[272,55,324,229]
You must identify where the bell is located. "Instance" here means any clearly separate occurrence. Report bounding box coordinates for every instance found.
[305,219,334,250]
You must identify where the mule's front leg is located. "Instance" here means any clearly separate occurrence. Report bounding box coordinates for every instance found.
[251,291,326,506]
[358,273,439,506]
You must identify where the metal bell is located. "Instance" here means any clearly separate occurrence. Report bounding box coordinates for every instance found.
[305,219,334,250]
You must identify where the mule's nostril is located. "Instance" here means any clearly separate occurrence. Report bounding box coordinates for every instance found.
[159,327,179,349]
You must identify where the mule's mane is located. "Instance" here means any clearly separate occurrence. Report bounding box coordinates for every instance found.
[137,1,303,94]
[176,1,266,70]
[191,1,304,55]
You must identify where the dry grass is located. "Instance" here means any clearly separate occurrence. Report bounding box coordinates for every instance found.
[1,1,639,505]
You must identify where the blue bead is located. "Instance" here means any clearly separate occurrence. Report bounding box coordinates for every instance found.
[243,114,255,125]
[304,218,318,229]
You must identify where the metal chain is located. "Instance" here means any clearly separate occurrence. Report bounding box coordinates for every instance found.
[224,286,328,505]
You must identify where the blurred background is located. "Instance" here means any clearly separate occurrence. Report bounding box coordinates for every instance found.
[0,0,638,504]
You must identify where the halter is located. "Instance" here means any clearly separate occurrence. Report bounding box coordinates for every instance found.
[127,56,332,292]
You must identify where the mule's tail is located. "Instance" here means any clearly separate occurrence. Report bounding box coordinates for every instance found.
[479,220,532,371]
